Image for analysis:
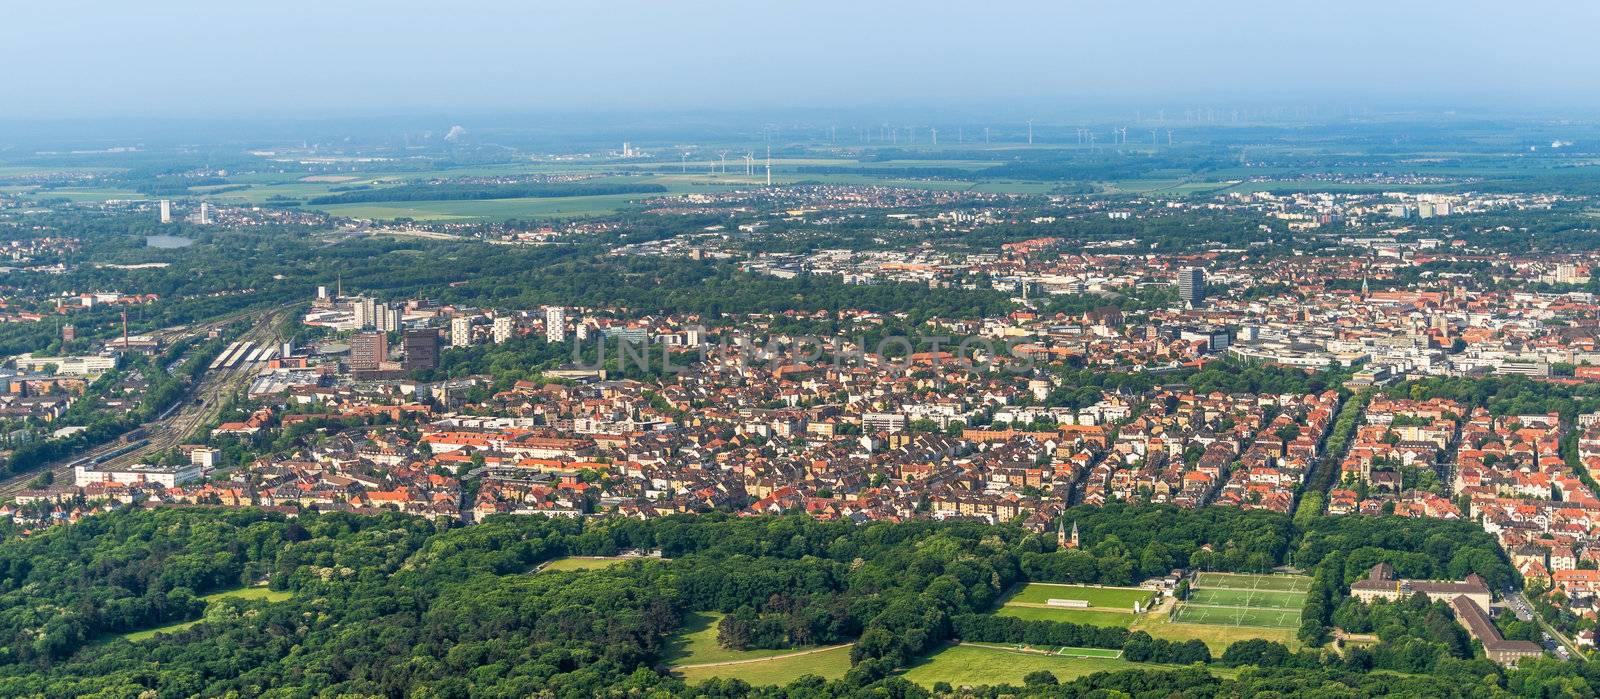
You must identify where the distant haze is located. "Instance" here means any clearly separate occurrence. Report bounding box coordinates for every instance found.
[6,0,1599,119]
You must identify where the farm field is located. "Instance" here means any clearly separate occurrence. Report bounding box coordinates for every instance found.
[899,643,1237,689]
[673,643,853,686]
[311,193,663,220]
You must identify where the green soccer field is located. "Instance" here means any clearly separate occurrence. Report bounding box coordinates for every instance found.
[1006,583,1155,609]
[1193,572,1311,593]
[996,605,1139,628]
[1187,588,1307,610]
[1173,604,1301,628]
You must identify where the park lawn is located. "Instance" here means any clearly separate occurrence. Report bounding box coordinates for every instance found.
[663,612,806,666]
[1130,615,1299,655]
[996,605,1139,628]
[537,556,634,573]
[899,643,1236,688]
[123,618,203,642]
[118,586,292,642]
[674,643,853,686]
[1005,583,1154,610]
[203,586,292,603]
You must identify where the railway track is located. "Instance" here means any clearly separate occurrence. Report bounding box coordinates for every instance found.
[0,306,294,498]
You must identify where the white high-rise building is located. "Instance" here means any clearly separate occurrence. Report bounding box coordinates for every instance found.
[198,201,210,224]
[376,305,401,333]
[354,297,377,329]
[451,315,474,348]
[159,199,171,224]
[492,316,514,344]
[545,307,566,343]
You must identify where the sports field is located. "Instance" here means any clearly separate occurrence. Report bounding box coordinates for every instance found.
[1171,572,1309,629]
[997,606,1144,628]
[1006,583,1155,609]
[1194,572,1311,592]
[996,583,1155,628]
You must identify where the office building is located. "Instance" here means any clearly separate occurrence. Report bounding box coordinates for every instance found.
[545,306,566,343]
[159,199,171,224]
[1177,267,1206,308]
[402,329,440,371]
[451,315,475,348]
[350,332,388,370]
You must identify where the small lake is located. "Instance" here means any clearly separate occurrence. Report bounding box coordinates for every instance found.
[145,235,194,249]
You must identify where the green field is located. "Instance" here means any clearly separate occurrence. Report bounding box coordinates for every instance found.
[996,606,1141,628]
[1131,614,1299,654]
[1172,572,1310,629]
[1186,588,1306,610]
[995,583,1156,628]
[1172,604,1301,628]
[899,643,1235,689]
[537,556,638,573]
[663,612,809,666]
[120,586,292,642]
[1193,572,1311,593]
[673,643,853,685]
[1006,583,1154,609]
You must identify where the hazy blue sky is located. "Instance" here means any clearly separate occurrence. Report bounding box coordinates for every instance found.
[5,0,1598,118]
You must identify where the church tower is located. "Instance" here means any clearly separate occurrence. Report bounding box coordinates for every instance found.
[1058,519,1079,549]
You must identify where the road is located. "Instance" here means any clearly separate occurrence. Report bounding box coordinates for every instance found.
[1506,590,1584,661]
[0,306,294,499]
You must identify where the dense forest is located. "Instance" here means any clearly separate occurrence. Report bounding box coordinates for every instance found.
[0,504,1588,698]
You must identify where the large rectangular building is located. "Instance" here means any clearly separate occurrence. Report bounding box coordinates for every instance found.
[76,461,201,488]
[1177,267,1206,307]
[1448,595,1543,666]
[1349,563,1492,609]
[350,332,388,370]
[402,329,440,371]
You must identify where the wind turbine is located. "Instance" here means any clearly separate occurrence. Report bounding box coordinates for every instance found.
[1026,119,1034,145]
[744,152,754,176]
[930,127,938,145]
[765,145,772,187]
